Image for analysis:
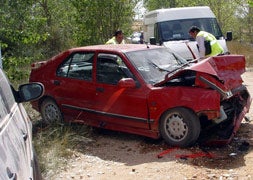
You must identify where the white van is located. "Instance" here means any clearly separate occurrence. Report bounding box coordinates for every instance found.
[143,6,232,60]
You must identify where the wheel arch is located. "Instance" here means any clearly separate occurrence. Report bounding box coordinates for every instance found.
[158,106,201,147]
[158,106,197,124]
[38,95,58,112]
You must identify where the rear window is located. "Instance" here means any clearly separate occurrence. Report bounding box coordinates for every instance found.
[0,70,15,121]
[56,52,94,81]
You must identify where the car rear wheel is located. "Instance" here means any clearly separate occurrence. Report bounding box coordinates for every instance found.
[159,107,200,147]
[40,98,63,124]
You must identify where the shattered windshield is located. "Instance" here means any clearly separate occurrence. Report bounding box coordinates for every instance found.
[125,47,188,84]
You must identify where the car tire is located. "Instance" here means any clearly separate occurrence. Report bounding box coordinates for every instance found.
[159,107,200,147]
[40,98,63,124]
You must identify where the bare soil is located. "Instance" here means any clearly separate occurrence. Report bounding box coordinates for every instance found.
[49,70,253,180]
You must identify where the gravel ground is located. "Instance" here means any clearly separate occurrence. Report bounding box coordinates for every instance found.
[46,70,253,180]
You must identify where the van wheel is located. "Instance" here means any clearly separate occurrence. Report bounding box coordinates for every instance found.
[40,98,63,125]
[159,107,200,147]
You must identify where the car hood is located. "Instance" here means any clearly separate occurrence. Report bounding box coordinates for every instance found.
[163,40,198,60]
[157,55,246,91]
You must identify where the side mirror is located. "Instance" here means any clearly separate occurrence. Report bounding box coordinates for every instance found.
[18,82,44,102]
[118,78,136,88]
[226,31,232,41]
[150,37,156,45]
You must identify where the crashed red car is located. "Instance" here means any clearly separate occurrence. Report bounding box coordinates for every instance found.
[29,44,251,147]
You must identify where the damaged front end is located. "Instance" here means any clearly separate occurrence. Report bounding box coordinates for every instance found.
[165,55,252,145]
[198,83,251,146]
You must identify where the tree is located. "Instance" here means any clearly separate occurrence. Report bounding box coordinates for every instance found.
[30,0,78,57]
[0,0,45,57]
[72,0,136,46]
[144,0,177,10]
[0,0,48,80]
[249,0,253,6]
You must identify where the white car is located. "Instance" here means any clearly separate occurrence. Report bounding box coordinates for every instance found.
[129,32,143,44]
[0,68,43,179]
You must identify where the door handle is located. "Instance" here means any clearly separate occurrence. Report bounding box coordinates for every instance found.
[96,87,104,92]
[53,80,60,85]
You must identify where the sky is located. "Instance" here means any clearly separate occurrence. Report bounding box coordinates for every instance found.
[134,0,146,20]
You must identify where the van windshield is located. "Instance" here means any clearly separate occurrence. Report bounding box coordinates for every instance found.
[158,18,223,42]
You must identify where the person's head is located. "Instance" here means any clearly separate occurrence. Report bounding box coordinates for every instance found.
[188,26,200,39]
[114,30,124,44]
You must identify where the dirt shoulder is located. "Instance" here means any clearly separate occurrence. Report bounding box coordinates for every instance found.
[49,71,253,180]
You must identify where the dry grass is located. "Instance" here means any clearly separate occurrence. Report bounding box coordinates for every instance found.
[32,122,94,178]
[25,99,95,179]
[227,41,253,67]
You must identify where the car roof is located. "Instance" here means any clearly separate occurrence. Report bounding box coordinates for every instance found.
[68,44,163,53]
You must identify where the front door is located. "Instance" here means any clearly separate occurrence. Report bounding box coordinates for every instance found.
[93,53,150,129]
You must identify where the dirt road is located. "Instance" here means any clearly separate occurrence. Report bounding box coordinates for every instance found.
[50,70,253,180]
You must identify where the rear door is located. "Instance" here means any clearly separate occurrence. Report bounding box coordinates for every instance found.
[53,51,97,121]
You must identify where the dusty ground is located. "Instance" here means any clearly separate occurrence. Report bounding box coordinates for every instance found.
[48,70,253,180]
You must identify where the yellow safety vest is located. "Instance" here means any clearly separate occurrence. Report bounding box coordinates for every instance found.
[197,31,224,56]
[106,37,125,44]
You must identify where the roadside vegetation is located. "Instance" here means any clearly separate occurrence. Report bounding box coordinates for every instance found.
[1,0,253,178]
[227,41,253,67]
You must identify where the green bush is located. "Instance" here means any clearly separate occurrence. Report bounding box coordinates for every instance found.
[3,56,32,82]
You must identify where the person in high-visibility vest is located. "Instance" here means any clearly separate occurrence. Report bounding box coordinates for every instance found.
[106,30,125,45]
[188,26,224,59]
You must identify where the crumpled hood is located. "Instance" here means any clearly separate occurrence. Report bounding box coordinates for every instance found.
[188,55,245,89]
[160,55,246,91]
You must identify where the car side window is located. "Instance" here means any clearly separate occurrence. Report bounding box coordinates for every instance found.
[0,71,16,121]
[56,52,94,81]
[96,53,130,85]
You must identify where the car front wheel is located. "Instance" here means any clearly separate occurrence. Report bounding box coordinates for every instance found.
[159,107,200,147]
[40,98,63,125]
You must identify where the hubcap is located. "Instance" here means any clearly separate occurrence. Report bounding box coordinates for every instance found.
[166,113,188,141]
[44,103,61,123]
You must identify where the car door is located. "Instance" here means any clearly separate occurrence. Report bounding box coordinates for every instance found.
[53,51,97,121]
[93,52,150,129]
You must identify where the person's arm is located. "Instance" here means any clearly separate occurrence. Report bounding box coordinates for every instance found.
[196,36,205,59]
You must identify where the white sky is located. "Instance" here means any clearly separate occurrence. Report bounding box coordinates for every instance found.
[134,0,146,20]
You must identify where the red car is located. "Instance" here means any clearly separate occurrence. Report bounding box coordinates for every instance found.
[29,44,251,147]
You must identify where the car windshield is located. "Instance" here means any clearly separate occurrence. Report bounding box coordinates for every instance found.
[125,47,188,84]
